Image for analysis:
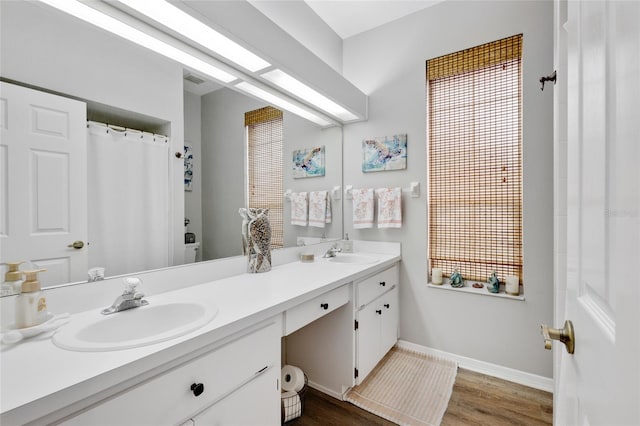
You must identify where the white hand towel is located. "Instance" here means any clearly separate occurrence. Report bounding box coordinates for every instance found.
[290,192,308,226]
[376,187,402,228]
[325,196,332,224]
[309,191,328,228]
[352,188,374,229]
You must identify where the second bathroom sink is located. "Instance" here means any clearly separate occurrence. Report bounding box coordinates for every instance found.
[53,301,217,352]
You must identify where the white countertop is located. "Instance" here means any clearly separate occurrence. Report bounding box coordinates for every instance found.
[0,250,400,424]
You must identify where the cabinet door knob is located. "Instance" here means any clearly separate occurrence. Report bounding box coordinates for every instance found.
[190,383,205,397]
[384,304,390,309]
[379,281,386,287]
[376,309,382,315]
[320,303,329,310]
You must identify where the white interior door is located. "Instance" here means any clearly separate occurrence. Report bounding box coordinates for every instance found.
[0,82,88,287]
[554,1,639,424]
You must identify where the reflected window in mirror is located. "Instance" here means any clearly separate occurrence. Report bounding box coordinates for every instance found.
[245,107,284,249]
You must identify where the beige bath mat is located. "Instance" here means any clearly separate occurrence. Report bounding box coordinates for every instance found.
[346,346,457,426]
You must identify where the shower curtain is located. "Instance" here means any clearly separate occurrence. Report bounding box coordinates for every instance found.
[87,121,169,277]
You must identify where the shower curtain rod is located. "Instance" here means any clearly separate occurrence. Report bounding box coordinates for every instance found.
[87,120,168,141]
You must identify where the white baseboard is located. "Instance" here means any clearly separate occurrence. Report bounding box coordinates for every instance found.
[396,340,553,393]
[306,380,345,400]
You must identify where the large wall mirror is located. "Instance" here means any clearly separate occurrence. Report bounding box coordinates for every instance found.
[0,1,343,295]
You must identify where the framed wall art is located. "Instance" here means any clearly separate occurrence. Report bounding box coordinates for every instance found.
[292,145,325,178]
[362,134,407,172]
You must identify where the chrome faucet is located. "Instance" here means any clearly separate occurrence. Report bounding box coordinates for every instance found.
[101,277,149,315]
[323,243,342,258]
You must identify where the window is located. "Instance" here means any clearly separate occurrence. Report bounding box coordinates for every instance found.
[245,106,284,249]
[427,34,523,284]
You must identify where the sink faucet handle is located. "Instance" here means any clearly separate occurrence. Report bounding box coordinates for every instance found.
[123,277,142,294]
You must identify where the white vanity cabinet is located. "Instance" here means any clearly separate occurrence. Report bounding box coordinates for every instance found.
[185,365,278,426]
[284,284,350,335]
[355,264,398,309]
[61,319,281,426]
[355,285,398,384]
[354,265,399,384]
[285,263,399,396]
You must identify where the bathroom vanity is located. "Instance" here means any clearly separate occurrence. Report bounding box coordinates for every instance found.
[0,242,400,425]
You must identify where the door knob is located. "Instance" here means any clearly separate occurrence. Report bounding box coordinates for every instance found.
[67,240,85,249]
[541,320,575,354]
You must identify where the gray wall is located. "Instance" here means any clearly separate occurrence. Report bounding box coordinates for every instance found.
[342,0,554,377]
[200,89,263,260]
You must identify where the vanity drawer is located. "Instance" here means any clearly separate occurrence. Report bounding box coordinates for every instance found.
[356,264,398,308]
[63,319,280,426]
[284,284,350,335]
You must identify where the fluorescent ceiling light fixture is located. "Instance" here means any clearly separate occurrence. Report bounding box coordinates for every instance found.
[235,82,334,127]
[118,0,271,73]
[38,0,236,83]
[261,69,359,121]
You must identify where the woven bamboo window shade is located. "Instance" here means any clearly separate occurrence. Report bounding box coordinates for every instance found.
[245,106,284,249]
[427,34,523,284]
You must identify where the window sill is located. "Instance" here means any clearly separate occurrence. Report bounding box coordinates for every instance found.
[428,280,525,301]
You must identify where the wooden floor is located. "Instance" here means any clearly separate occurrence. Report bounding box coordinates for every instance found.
[290,368,552,426]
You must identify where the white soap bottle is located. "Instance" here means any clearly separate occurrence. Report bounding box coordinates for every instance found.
[2,261,24,296]
[15,269,48,329]
[341,233,354,253]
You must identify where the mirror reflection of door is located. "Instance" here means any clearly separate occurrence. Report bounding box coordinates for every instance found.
[1,81,88,288]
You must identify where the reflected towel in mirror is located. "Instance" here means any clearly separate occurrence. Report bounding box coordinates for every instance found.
[290,192,308,226]
[309,191,330,228]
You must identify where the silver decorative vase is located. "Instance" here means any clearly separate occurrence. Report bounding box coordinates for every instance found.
[238,208,272,273]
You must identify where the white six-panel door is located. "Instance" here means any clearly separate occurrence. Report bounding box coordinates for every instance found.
[0,82,88,287]
[556,1,640,424]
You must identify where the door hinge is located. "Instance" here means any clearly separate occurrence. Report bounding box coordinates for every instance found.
[354,319,359,330]
[354,368,359,379]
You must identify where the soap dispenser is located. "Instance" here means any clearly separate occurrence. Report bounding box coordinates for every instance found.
[2,261,24,296]
[15,269,48,329]
[342,234,354,253]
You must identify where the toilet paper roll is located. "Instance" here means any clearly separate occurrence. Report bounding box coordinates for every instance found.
[281,390,301,422]
[281,365,305,392]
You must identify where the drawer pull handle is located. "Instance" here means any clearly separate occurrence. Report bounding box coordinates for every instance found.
[320,303,329,310]
[376,309,382,315]
[190,383,205,397]
[379,281,386,287]
[384,304,390,309]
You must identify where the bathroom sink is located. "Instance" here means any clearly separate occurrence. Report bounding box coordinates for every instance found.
[328,254,379,264]
[53,302,217,352]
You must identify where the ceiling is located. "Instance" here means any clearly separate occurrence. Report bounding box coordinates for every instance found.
[304,0,443,39]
